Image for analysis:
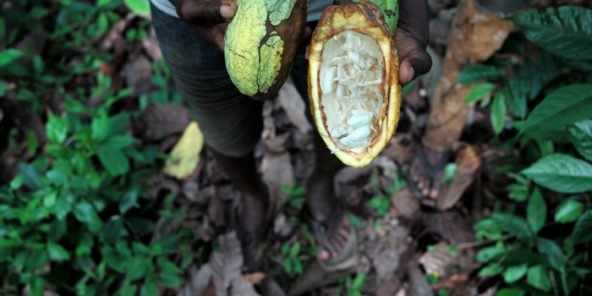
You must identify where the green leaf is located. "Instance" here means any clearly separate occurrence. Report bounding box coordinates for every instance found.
[46,115,70,144]
[118,280,137,296]
[159,270,184,288]
[283,258,293,273]
[0,49,24,67]
[92,114,131,142]
[97,139,130,176]
[568,210,592,244]
[368,195,390,217]
[158,258,182,274]
[290,243,301,258]
[476,245,505,263]
[73,201,103,233]
[554,200,583,223]
[352,272,366,290]
[503,264,528,283]
[9,175,24,190]
[30,277,43,296]
[101,216,124,244]
[492,213,533,241]
[511,6,592,60]
[491,92,506,135]
[505,53,559,118]
[536,238,566,269]
[496,288,525,296]
[120,188,139,213]
[474,218,503,240]
[478,263,504,277]
[527,265,551,292]
[126,257,151,280]
[53,192,74,220]
[98,261,107,280]
[502,248,549,267]
[158,258,183,287]
[47,242,71,261]
[568,119,592,162]
[48,218,67,242]
[0,19,5,40]
[0,81,7,97]
[527,188,546,233]
[507,179,529,202]
[465,83,496,103]
[293,259,303,274]
[124,0,150,17]
[522,153,592,193]
[458,65,503,84]
[140,277,158,296]
[520,84,592,142]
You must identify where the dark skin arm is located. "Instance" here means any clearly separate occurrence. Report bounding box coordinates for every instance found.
[171,0,431,85]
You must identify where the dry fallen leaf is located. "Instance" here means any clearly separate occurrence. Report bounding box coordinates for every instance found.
[133,104,191,142]
[438,145,481,210]
[392,188,420,219]
[243,272,266,285]
[407,262,434,296]
[419,242,457,276]
[422,211,475,244]
[164,121,204,180]
[123,54,152,95]
[277,79,312,135]
[261,152,294,207]
[210,232,243,296]
[178,264,213,296]
[364,221,412,279]
[230,277,261,296]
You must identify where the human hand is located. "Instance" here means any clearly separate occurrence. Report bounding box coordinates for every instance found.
[171,0,236,50]
[396,0,432,85]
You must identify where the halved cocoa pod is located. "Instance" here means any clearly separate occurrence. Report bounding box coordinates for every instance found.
[308,0,402,167]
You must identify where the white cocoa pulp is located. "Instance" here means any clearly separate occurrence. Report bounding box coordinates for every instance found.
[319,30,385,153]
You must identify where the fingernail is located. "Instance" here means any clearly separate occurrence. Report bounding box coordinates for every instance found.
[220,5,233,19]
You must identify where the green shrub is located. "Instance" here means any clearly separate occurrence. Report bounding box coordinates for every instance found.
[0,1,199,295]
[466,6,592,295]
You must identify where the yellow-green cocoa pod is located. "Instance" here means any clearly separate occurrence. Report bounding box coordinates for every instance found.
[224,0,307,100]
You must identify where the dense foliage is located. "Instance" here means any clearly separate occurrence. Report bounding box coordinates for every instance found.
[463,6,592,296]
[1,1,199,295]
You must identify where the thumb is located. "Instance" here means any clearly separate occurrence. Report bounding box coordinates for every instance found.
[396,30,432,85]
[178,0,236,26]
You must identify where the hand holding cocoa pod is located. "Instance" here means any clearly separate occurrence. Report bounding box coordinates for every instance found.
[171,0,237,50]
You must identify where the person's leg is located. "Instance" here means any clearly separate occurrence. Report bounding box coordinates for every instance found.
[411,0,513,199]
[291,38,352,262]
[150,3,269,270]
[211,151,270,270]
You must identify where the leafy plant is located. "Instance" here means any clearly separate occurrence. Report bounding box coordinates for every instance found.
[468,5,592,295]
[281,179,307,210]
[344,272,367,296]
[368,173,406,218]
[280,242,305,275]
[0,1,200,295]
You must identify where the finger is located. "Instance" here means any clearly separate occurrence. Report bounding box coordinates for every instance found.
[396,0,430,85]
[179,0,236,25]
[396,30,432,85]
[302,26,312,41]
